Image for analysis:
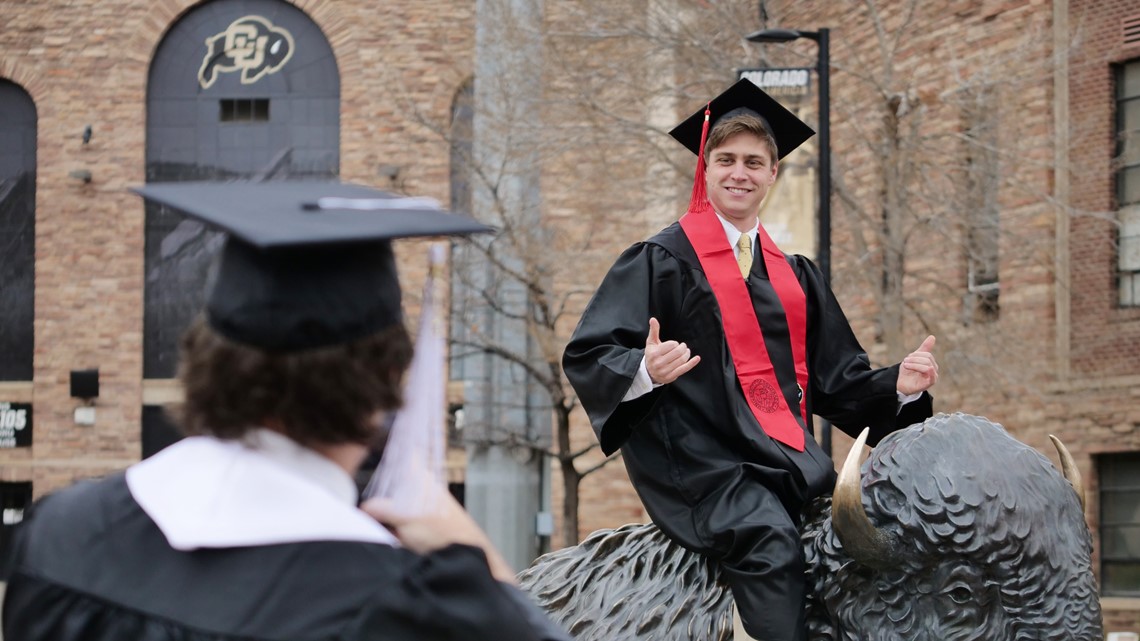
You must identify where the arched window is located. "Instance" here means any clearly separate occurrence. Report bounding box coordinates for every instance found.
[143,0,340,378]
[0,79,37,381]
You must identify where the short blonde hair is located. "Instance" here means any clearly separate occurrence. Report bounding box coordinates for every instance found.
[704,112,778,164]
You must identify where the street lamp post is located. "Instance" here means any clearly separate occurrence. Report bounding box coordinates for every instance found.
[745,27,833,456]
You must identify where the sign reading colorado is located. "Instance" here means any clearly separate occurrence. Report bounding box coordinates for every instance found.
[0,402,31,448]
[738,67,812,97]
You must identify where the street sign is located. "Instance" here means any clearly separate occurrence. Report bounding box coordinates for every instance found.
[738,67,813,97]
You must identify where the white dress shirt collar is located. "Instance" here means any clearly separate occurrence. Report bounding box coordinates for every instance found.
[715,213,759,258]
[126,428,398,550]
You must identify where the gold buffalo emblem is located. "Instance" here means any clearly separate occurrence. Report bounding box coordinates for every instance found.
[198,15,295,89]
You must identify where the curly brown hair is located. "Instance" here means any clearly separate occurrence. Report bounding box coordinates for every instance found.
[175,317,413,446]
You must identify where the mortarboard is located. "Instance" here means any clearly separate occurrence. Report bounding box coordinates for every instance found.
[668,78,815,161]
[132,181,492,352]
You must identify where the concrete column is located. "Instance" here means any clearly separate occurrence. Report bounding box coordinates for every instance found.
[463,0,547,571]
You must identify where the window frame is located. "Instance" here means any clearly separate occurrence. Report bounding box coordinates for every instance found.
[1099,451,1140,597]
[1115,59,1140,307]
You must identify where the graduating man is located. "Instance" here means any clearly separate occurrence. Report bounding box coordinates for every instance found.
[1,182,570,641]
[562,80,939,641]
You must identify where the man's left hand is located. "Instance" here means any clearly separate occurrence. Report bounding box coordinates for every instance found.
[897,335,938,396]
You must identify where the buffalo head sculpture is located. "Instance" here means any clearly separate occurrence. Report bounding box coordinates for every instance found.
[518,413,1103,641]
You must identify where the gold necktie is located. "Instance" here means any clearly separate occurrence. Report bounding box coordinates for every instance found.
[737,233,753,278]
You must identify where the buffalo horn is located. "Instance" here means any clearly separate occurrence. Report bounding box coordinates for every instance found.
[832,427,895,570]
[1048,434,1085,512]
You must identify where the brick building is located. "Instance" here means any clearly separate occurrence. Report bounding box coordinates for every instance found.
[3,0,1140,635]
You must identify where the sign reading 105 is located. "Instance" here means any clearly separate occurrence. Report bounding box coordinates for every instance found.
[0,402,32,448]
[1,403,28,430]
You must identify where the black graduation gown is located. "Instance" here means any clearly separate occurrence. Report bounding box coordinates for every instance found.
[1,474,560,641]
[562,222,932,640]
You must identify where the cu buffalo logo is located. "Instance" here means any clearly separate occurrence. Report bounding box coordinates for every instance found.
[198,15,295,89]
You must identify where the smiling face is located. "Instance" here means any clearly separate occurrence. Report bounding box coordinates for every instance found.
[704,131,778,231]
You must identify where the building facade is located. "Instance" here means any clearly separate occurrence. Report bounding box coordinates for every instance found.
[4,0,1140,635]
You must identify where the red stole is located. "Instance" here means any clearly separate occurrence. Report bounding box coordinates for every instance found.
[679,210,809,451]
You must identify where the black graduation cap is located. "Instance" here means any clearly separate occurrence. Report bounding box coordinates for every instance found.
[132,181,492,352]
[668,78,815,161]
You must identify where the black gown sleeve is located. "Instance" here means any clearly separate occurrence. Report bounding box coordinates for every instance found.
[354,544,566,641]
[563,243,680,455]
[795,256,933,446]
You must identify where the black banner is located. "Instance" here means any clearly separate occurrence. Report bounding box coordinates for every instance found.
[0,402,31,448]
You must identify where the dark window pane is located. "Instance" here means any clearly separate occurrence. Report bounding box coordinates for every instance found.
[0,80,36,381]
[1121,99,1140,167]
[220,99,270,123]
[1121,60,1140,100]
[1104,562,1140,596]
[219,99,269,123]
[0,480,33,561]
[1104,525,1140,559]
[142,405,183,458]
[1104,493,1140,524]
[1101,452,1140,487]
[1123,273,1140,306]
[0,481,31,524]
[971,288,1000,322]
[1120,167,1140,207]
[1121,225,1140,272]
[961,87,1000,324]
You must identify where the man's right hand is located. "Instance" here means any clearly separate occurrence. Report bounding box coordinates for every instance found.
[362,492,518,585]
[644,317,700,384]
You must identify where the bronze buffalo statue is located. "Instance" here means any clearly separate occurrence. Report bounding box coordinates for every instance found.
[518,413,1103,640]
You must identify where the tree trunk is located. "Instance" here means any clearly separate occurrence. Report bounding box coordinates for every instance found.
[560,455,581,547]
[880,101,907,355]
[552,402,579,547]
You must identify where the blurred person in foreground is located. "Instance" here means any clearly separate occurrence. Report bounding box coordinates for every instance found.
[562,80,938,641]
[0,182,570,641]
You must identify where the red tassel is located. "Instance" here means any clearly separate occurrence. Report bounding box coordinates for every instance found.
[687,105,714,216]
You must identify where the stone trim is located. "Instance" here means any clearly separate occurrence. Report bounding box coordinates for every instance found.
[0,58,47,103]
[0,383,33,404]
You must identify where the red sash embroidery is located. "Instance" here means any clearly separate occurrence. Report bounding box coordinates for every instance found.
[679,210,809,451]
